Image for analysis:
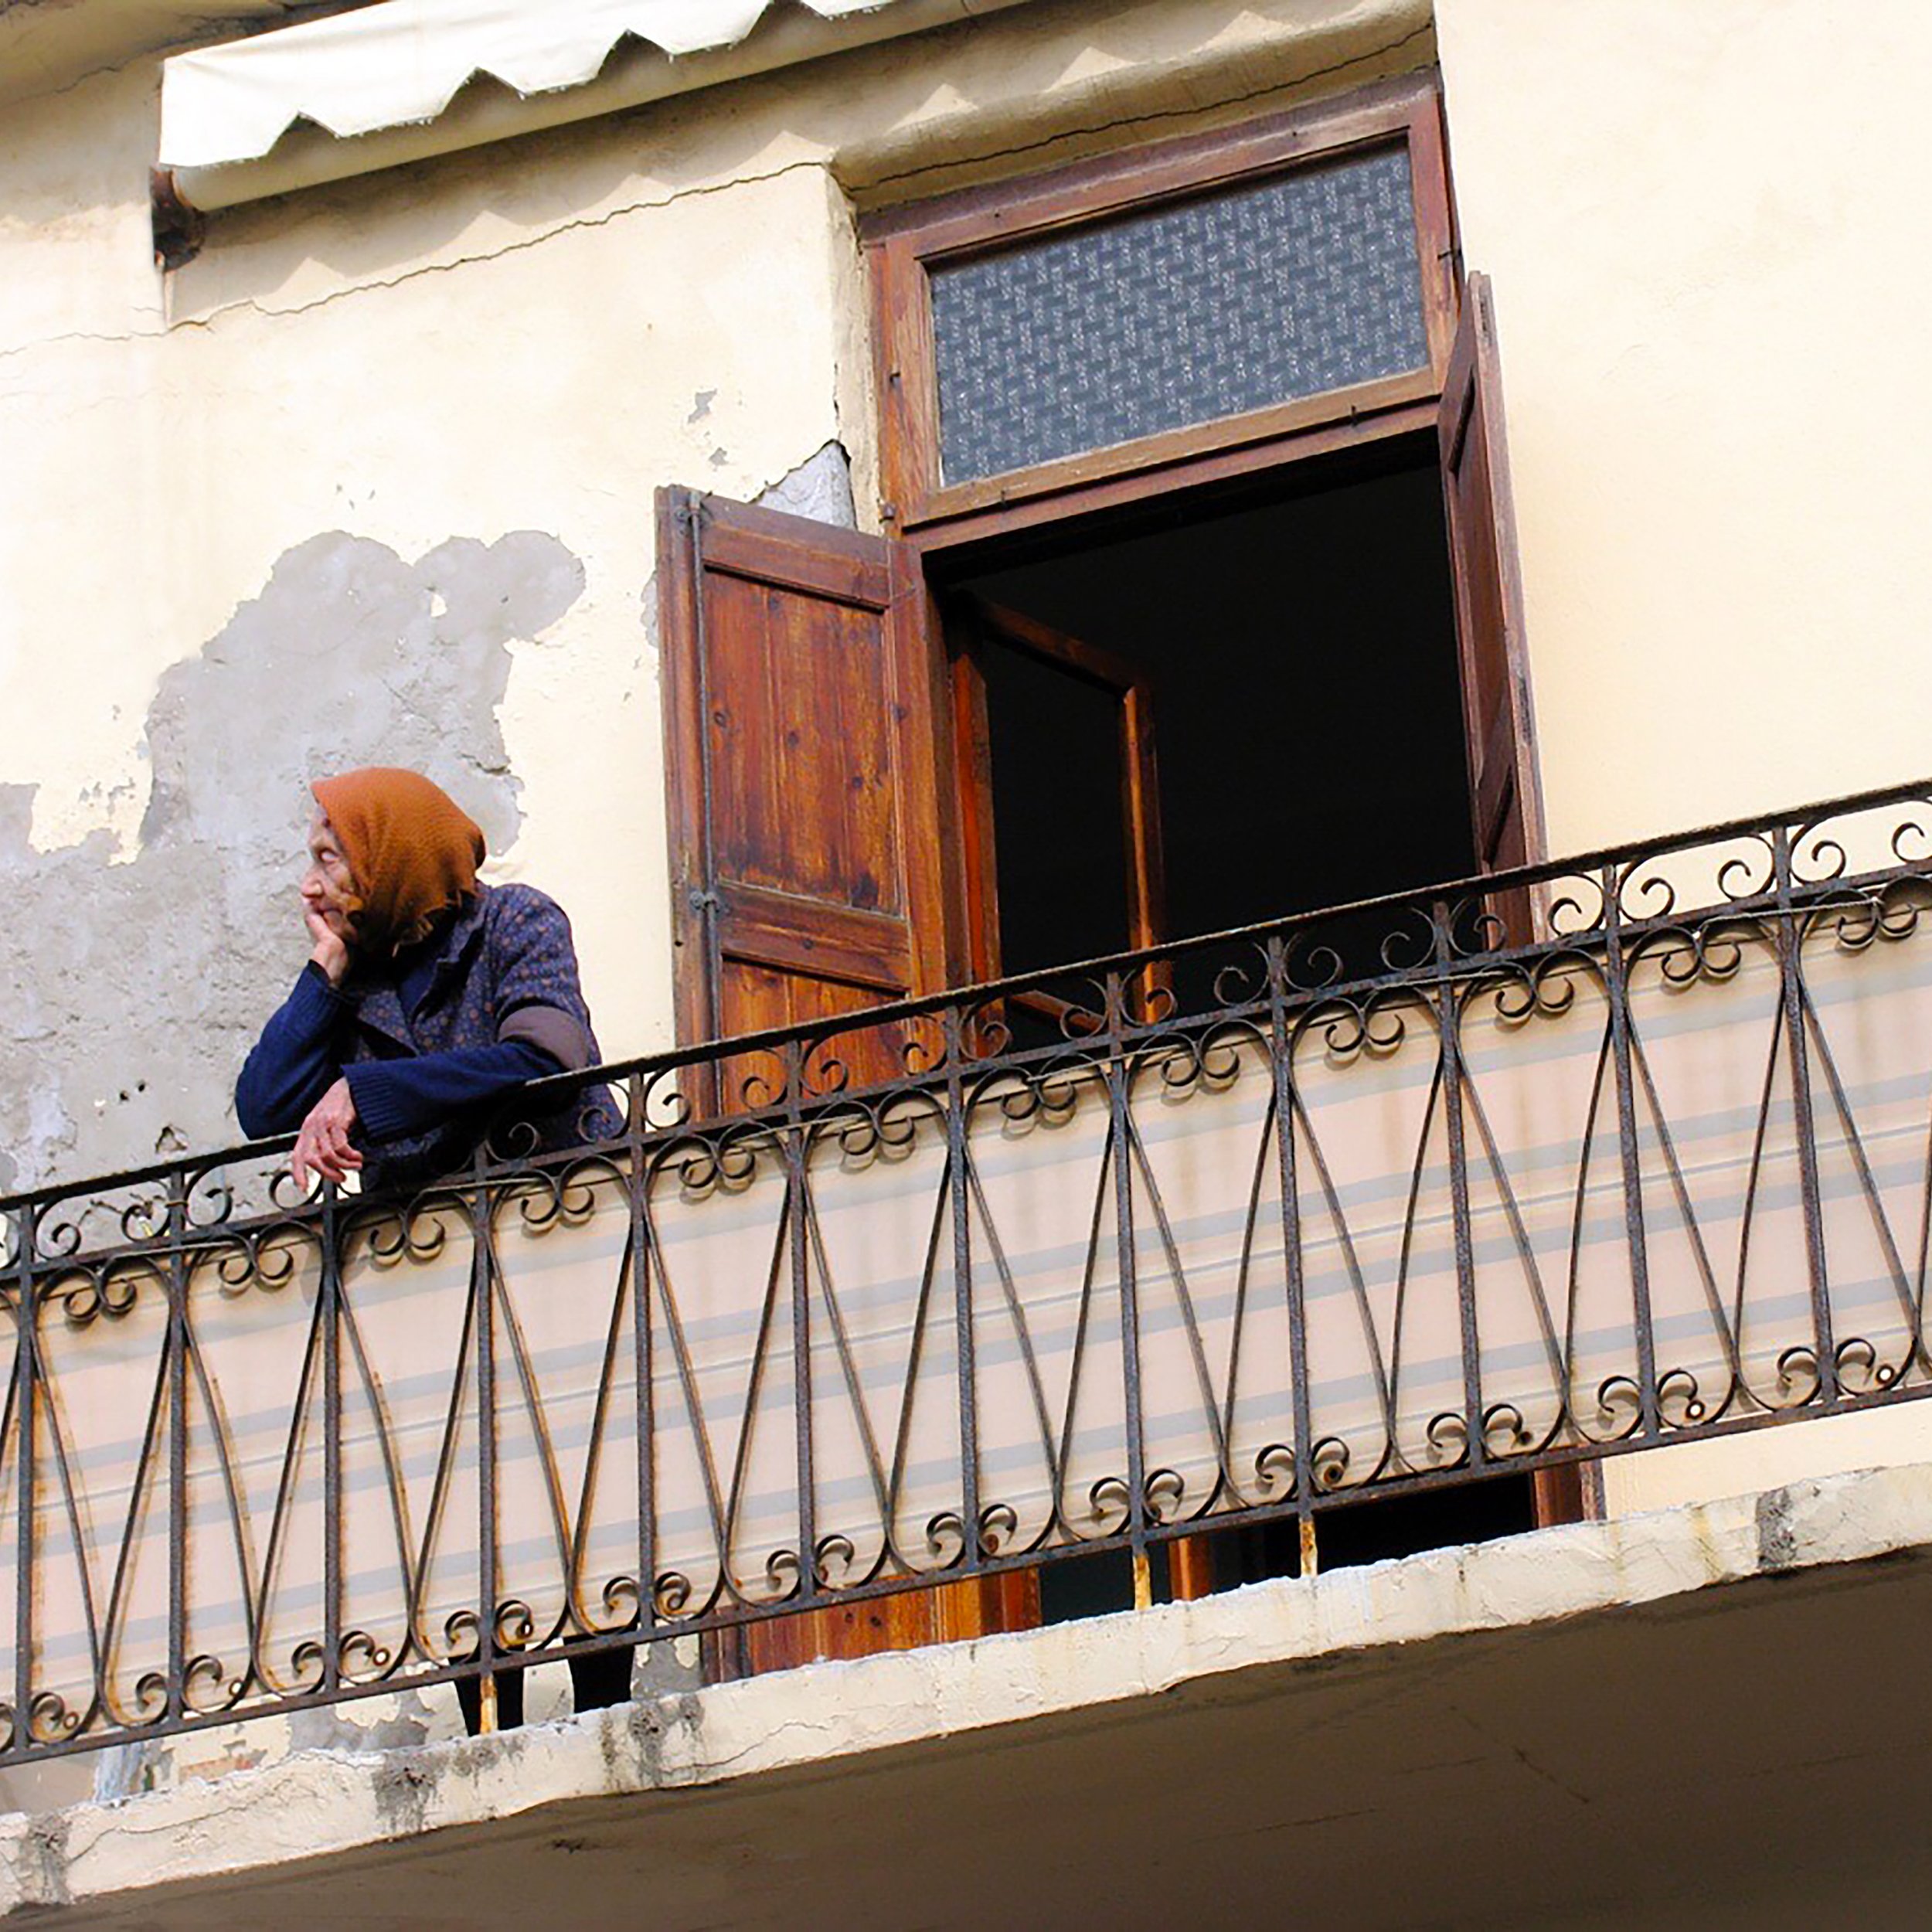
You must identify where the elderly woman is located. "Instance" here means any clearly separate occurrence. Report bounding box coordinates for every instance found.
[236,766,619,1189]
[236,767,629,1729]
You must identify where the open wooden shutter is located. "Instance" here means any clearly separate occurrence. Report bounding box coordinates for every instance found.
[656,486,957,1081]
[656,485,1035,1671]
[1438,271,1546,875]
[1437,281,1583,1530]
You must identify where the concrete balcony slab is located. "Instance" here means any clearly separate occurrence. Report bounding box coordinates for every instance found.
[7,1457,1932,1927]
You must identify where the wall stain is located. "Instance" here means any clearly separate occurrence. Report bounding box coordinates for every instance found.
[0,531,585,1192]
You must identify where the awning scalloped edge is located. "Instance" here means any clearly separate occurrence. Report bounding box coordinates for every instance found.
[159,0,964,171]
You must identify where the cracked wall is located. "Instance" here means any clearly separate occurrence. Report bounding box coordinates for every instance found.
[0,0,1442,1196]
[2,80,876,1190]
[0,532,580,1190]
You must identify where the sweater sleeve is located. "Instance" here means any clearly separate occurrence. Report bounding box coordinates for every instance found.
[344,1040,560,1143]
[235,963,350,1138]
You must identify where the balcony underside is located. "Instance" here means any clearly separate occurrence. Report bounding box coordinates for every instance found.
[12,1459,1932,1927]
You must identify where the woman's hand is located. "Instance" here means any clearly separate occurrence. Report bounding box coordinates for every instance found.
[305,903,352,988]
[293,1077,362,1188]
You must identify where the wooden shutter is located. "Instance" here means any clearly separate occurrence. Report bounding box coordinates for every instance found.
[1438,271,1546,875]
[656,487,957,1087]
[1439,283,1582,1529]
[656,485,1036,1670]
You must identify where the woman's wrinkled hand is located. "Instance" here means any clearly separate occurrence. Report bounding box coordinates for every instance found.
[304,903,352,988]
[292,1077,362,1189]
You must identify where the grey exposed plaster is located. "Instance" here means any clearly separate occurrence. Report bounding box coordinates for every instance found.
[284,1692,435,1760]
[754,440,856,529]
[0,530,584,1194]
[13,1812,66,1911]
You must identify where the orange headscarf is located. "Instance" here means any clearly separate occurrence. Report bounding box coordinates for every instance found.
[310,767,485,954]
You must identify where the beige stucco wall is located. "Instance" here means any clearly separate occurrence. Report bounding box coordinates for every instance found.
[0,60,862,1079]
[1435,0,1932,852]
[1434,0,1932,1511]
[7,0,1932,1543]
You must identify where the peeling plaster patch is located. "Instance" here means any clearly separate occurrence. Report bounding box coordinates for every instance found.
[371,1757,436,1838]
[17,1811,69,1910]
[287,1692,436,1759]
[755,440,856,529]
[1756,1485,1801,1572]
[686,389,716,423]
[625,1692,703,1788]
[630,1638,703,1702]
[0,532,586,1192]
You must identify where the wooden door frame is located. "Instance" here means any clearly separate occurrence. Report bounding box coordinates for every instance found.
[860,79,1591,1532]
[864,71,1460,542]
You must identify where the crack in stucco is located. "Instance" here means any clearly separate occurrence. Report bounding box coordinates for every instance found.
[0,43,151,110]
[3,16,1431,368]
[0,155,829,366]
[0,328,167,366]
[167,156,833,335]
[1447,1697,1594,1810]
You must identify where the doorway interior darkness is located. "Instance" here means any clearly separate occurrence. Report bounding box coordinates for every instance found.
[933,430,1541,1614]
[946,433,1481,972]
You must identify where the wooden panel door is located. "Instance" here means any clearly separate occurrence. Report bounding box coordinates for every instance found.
[656,486,1036,1672]
[657,487,955,1063]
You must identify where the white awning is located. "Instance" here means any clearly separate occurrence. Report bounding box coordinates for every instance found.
[160,0,1026,179]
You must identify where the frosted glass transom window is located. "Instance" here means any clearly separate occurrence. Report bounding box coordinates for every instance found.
[929,145,1429,485]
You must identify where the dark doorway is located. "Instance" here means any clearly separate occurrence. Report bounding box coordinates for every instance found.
[949,437,1481,978]
[940,435,1541,1604]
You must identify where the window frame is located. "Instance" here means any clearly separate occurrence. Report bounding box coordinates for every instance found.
[862,71,1459,543]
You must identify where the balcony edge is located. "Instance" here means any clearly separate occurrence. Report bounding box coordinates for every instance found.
[5,1456,1930,1916]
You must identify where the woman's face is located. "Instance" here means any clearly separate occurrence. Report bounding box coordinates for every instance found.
[301,813,358,939]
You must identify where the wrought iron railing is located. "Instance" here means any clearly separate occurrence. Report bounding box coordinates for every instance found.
[9,778,1932,1763]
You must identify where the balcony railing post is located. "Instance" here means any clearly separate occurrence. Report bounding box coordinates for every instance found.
[10,1202,39,1757]
[1432,899,1486,1473]
[783,1039,817,1611]
[470,1150,499,1722]
[1265,937,1318,1570]
[1603,865,1662,1442]
[627,1073,655,1656]
[944,1005,981,1583]
[1104,970,1151,1604]
[1773,824,1838,1404]
[165,1167,191,1725]
[320,1179,343,1699]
